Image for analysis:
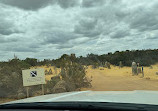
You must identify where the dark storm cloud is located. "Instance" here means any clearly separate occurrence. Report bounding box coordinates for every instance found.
[82,0,105,8]
[0,0,53,10]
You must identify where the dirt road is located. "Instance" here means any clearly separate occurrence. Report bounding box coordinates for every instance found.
[83,66,158,91]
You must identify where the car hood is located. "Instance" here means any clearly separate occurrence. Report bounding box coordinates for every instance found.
[3,90,158,105]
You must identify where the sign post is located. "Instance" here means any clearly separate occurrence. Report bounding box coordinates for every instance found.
[22,68,45,98]
[41,84,44,95]
[26,87,29,98]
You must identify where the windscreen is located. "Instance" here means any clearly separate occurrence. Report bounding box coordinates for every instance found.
[0,0,158,105]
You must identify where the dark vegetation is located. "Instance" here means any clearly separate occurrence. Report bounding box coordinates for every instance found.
[76,49,158,67]
[0,54,90,99]
[0,49,158,99]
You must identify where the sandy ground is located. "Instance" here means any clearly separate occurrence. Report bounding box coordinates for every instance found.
[82,65,158,91]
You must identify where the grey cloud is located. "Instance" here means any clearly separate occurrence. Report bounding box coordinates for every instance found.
[82,0,126,21]
[0,29,21,35]
[0,0,80,10]
[0,10,22,35]
[57,0,79,8]
[0,0,158,61]
[0,53,6,57]
[146,32,158,40]
[128,4,158,32]
[147,36,158,40]
[78,18,97,30]
[13,48,37,52]
[0,18,14,35]
[0,30,13,35]
[56,37,89,49]
[0,0,53,10]
[29,44,40,49]
[79,1,130,39]
[41,30,79,44]
[0,36,18,43]
[74,18,101,37]
[130,14,158,31]
[82,0,105,8]
[110,29,130,39]
[4,46,38,52]
[56,44,73,49]
[80,0,158,40]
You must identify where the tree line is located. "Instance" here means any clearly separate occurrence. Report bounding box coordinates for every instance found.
[2,49,156,68]
[76,49,158,67]
[51,49,158,67]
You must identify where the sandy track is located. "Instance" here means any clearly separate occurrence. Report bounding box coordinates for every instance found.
[84,66,158,91]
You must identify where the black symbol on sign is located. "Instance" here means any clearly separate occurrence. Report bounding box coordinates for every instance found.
[30,71,37,77]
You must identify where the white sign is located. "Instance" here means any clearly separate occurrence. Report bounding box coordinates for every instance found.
[22,68,45,86]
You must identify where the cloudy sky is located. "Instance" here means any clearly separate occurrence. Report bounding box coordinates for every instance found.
[0,0,158,61]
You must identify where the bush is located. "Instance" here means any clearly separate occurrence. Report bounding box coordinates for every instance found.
[0,66,25,98]
[60,60,91,89]
[0,59,30,98]
[45,76,61,93]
